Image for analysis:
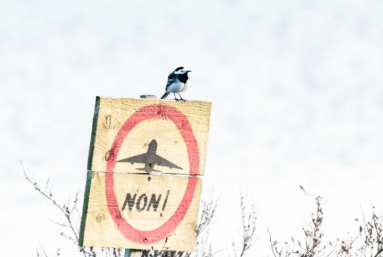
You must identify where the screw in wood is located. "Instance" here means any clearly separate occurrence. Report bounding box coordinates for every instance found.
[106,115,113,128]
[105,150,110,161]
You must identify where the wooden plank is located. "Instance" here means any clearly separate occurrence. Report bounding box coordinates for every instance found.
[80,97,211,251]
[82,172,203,251]
[89,97,211,176]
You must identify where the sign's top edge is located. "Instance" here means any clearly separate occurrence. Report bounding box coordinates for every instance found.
[95,96,212,104]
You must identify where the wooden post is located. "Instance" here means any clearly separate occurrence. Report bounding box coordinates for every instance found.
[125,249,141,257]
[124,94,157,257]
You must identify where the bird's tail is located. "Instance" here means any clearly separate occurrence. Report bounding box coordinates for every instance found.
[161,92,170,99]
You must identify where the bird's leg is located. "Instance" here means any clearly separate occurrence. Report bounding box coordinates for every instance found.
[178,93,186,101]
[173,93,179,101]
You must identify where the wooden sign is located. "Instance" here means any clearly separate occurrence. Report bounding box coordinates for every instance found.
[79,97,211,251]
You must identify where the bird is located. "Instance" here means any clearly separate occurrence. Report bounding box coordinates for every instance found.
[161,67,191,101]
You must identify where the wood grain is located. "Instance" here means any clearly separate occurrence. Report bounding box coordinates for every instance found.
[79,97,211,251]
[90,97,211,176]
[82,172,202,251]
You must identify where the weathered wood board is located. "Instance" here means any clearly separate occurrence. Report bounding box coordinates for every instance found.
[82,172,202,251]
[79,97,211,251]
[89,97,211,175]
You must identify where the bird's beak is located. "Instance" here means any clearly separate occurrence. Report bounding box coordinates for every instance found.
[187,70,192,73]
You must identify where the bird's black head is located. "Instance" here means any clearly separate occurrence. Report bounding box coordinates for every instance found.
[174,67,191,75]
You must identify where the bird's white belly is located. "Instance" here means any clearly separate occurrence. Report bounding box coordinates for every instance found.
[180,80,190,92]
[167,81,184,93]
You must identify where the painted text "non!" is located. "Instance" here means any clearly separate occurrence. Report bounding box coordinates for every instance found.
[122,190,170,212]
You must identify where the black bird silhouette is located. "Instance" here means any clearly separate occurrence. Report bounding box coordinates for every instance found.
[116,139,182,173]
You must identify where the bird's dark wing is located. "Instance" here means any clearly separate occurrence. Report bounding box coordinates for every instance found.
[166,72,176,90]
[116,153,147,164]
[151,154,183,170]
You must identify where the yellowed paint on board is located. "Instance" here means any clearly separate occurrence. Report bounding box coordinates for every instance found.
[79,97,211,251]
[90,98,211,175]
[82,172,203,251]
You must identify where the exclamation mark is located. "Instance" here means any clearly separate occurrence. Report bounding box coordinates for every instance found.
[162,190,170,211]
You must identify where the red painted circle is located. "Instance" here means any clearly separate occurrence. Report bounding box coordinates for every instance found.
[105,104,200,244]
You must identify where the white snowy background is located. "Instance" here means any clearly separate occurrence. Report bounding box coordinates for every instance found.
[1,0,383,256]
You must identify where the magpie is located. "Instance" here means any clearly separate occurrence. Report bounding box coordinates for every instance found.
[161,67,191,101]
